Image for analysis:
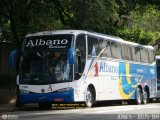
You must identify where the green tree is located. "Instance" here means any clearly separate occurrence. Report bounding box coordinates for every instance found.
[70,0,119,34]
[118,5,160,45]
[0,0,37,47]
[0,0,122,46]
[123,0,160,12]
[0,0,62,47]
[50,0,121,34]
[0,0,159,47]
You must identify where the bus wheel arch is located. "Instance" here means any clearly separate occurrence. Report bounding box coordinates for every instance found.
[142,86,149,104]
[85,84,96,108]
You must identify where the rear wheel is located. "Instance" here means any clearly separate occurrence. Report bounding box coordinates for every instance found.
[85,87,94,108]
[135,87,142,105]
[142,89,148,104]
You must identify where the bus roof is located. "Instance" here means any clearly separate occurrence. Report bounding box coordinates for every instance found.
[25,30,154,49]
[25,30,86,37]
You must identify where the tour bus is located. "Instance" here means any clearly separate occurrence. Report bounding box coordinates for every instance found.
[156,56,160,98]
[9,30,157,109]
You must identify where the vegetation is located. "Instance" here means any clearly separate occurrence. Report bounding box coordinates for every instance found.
[118,5,160,45]
[0,0,160,48]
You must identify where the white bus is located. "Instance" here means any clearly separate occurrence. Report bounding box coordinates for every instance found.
[10,30,157,109]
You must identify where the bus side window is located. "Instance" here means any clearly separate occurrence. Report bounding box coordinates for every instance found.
[74,34,86,80]
[87,36,99,58]
[111,42,122,59]
[122,44,132,61]
[140,48,149,63]
[149,50,155,64]
[131,46,141,62]
[99,40,111,58]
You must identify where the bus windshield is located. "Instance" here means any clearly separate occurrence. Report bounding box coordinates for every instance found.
[20,34,73,85]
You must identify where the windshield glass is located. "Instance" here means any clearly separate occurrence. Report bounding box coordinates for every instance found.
[20,34,73,85]
[20,51,73,85]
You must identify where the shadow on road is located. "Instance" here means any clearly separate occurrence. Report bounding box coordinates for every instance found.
[15,100,129,111]
[13,99,160,112]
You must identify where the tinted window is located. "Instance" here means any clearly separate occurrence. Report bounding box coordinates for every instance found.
[122,44,132,60]
[88,36,100,58]
[131,46,141,62]
[111,42,122,59]
[148,50,155,63]
[100,40,111,58]
[140,48,149,63]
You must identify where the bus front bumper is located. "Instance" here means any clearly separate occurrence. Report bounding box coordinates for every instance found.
[19,89,74,104]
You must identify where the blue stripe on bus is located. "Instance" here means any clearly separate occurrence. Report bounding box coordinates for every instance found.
[20,88,74,104]
[119,62,156,99]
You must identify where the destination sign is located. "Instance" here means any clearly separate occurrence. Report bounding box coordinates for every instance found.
[23,34,72,51]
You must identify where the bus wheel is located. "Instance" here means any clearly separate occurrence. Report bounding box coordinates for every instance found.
[142,89,148,104]
[85,87,93,108]
[39,103,52,110]
[149,98,154,103]
[135,87,142,105]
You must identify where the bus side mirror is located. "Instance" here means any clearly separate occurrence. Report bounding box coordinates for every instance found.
[68,48,74,64]
[9,49,18,68]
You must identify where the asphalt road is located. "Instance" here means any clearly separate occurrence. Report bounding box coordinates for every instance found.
[1,102,160,120]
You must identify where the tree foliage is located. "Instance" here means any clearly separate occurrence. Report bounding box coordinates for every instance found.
[118,5,160,45]
[70,0,119,34]
[0,0,62,47]
[0,0,160,47]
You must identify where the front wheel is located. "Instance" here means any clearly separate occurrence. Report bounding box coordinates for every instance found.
[85,88,94,108]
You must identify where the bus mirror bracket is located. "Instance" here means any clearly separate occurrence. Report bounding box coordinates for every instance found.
[68,48,74,64]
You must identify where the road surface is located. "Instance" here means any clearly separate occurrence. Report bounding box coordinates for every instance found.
[1,102,160,120]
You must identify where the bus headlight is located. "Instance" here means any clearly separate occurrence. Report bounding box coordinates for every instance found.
[20,89,30,94]
[57,87,71,93]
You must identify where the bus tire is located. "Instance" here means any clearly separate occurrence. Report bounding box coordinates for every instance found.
[85,87,94,108]
[149,98,155,103]
[134,87,142,105]
[142,89,149,104]
[39,103,52,110]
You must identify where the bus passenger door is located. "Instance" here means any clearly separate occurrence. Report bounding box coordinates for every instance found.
[71,34,87,102]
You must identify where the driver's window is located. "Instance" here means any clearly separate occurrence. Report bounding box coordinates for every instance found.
[74,34,86,80]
